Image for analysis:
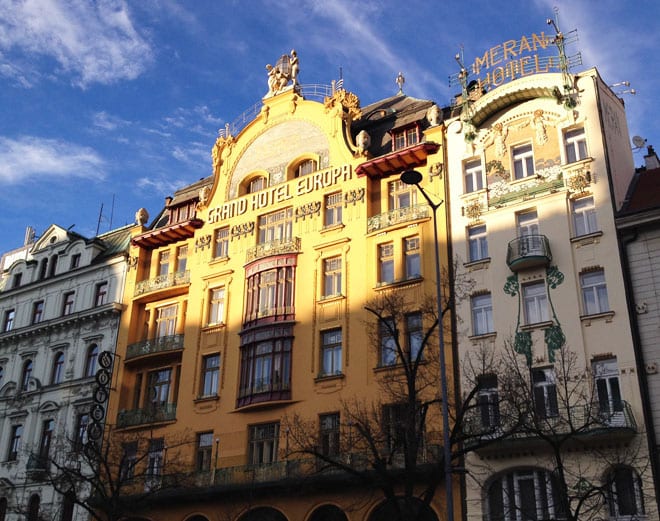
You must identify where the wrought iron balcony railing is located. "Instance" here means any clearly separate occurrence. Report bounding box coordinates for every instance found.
[126,334,184,360]
[246,237,301,263]
[134,270,190,296]
[506,234,552,271]
[367,204,430,233]
[117,403,177,428]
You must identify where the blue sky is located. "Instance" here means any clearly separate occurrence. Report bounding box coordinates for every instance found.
[1,0,658,253]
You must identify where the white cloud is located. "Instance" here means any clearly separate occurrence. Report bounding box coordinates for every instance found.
[0,136,105,183]
[91,111,131,131]
[0,0,153,87]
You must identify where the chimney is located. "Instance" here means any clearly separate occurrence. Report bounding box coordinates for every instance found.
[645,145,660,170]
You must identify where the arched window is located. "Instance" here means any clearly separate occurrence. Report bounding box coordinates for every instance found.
[606,466,645,518]
[51,352,65,384]
[309,504,348,521]
[21,360,33,391]
[85,344,99,377]
[247,176,267,193]
[294,158,317,177]
[485,468,564,521]
[27,494,40,521]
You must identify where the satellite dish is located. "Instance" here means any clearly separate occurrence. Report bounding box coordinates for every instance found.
[632,136,647,148]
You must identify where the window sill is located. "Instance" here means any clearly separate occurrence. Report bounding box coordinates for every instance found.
[460,188,488,199]
[570,231,603,245]
[315,372,345,382]
[202,323,225,333]
[321,223,345,233]
[463,257,491,270]
[374,276,423,290]
[580,311,615,325]
[209,255,230,266]
[469,332,497,341]
[194,394,219,404]
[520,320,554,332]
[318,294,345,303]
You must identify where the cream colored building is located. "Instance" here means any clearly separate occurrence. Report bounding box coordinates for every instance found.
[447,67,654,520]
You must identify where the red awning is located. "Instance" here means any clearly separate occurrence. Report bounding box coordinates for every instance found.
[355,142,441,179]
[131,219,204,249]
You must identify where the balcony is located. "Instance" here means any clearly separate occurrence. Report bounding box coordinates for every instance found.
[26,453,50,479]
[506,234,552,271]
[134,270,190,297]
[117,403,177,428]
[246,237,301,263]
[367,204,430,233]
[463,400,637,456]
[126,334,184,361]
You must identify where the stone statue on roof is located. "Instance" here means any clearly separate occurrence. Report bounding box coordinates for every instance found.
[265,50,300,97]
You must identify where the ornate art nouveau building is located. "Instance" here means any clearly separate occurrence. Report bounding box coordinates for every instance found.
[0,225,133,520]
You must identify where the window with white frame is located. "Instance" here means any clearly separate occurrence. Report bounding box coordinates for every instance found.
[392,126,419,151]
[176,245,188,273]
[95,282,108,307]
[322,257,342,298]
[486,468,564,521]
[572,196,598,236]
[532,368,558,419]
[208,287,225,325]
[512,143,535,179]
[606,466,645,518]
[580,270,610,315]
[378,243,394,284]
[523,281,550,324]
[324,192,343,227]
[468,224,489,262]
[592,358,623,417]
[156,304,178,337]
[62,292,75,316]
[248,176,267,193]
[258,208,293,244]
[404,236,421,279]
[471,293,494,336]
[464,159,484,193]
[196,432,214,472]
[146,438,164,487]
[388,180,417,210]
[320,328,342,377]
[158,250,170,276]
[295,158,317,177]
[32,300,44,324]
[213,227,230,258]
[477,374,500,429]
[3,309,15,332]
[564,127,588,163]
[147,368,172,409]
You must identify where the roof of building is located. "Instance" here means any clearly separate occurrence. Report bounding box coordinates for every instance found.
[620,148,660,215]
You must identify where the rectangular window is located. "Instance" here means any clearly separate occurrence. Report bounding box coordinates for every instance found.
[523,281,550,324]
[176,245,188,273]
[319,413,340,456]
[405,312,423,361]
[532,368,558,419]
[244,266,295,323]
[378,243,394,284]
[392,127,418,150]
[158,250,170,276]
[248,423,279,465]
[321,329,342,377]
[324,192,343,227]
[380,318,397,367]
[39,419,54,461]
[200,354,220,397]
[388,180,417,210]
[572,196,598,237]
[12,273,22,288]
[7,425,23,461]
[464,159,484,193]
[239,337,292,402]
[62,292,75,316]
[382,403,408,452]
[146,438,164,484]
[95,282,108,307]
[593,358,623,416]
[258,208,293,244]
[156,304,178,337]
[213,227,229,259]
[208,287,225,325]
[70,254,81,269]
[196,432,214,472]
[3,309,15,332]
[75,413,89,452]
[581,270,610,315]
[32,301,44,324]
[564,127,588,163]
[147,369,172,409]
[404,236,421,279]
[471,294,494,336]
[468,224,488,262]
[477,374,500,429]
[323,257,342,297]
[120,441,137,481]
[512,143,535,179]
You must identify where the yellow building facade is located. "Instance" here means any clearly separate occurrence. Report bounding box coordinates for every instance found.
[108,71,454,521]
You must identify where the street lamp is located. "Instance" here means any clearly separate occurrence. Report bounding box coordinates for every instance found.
[400,169,454,521]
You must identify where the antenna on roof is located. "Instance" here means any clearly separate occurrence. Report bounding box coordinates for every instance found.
[96,203,104,236]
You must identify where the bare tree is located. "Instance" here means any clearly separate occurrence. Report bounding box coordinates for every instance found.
[461,337,653,521]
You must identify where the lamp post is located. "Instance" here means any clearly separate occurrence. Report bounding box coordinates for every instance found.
[400,169,453,521]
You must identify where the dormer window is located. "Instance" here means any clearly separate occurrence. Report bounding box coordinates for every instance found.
[392,125,419,151]
[70,254,81,269]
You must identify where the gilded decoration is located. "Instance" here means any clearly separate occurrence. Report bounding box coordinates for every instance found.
[231,222,255,239]
[344,188,365,206]
[464,199,482,221]
[212,126,236,176]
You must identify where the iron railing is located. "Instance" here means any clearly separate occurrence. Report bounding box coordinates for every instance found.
[134,270,190,296]
[506,234,552,270]
[367,204,430,233]
[117,403,177,428]
[246,237,301,263]
[126,334,185,360]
